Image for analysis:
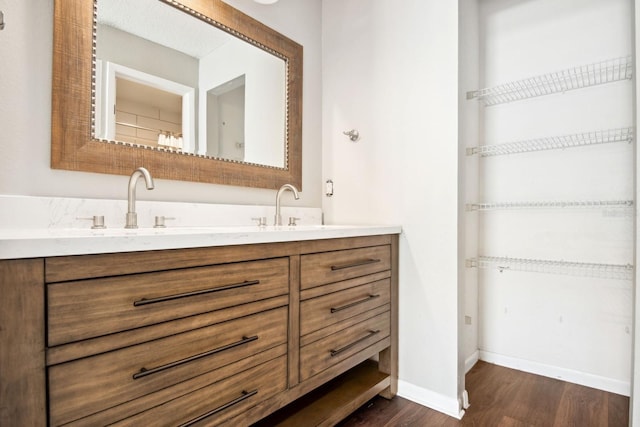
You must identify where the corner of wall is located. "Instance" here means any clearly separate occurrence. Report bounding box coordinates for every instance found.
[397,380,466,420]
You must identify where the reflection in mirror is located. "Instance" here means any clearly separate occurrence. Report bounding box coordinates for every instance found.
[95,60,194,151]
[116,79,183,151]
[207,75,245,161]
[94,0,287,168]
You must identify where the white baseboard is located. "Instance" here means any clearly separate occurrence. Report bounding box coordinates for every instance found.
[397,380,465,420]
[465,350,479,374]
[479,350,630,396]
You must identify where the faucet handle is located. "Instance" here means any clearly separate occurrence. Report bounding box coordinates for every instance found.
[288,217,301,226]
[154,216,175,228]
[77,216,106,229]
[252,217,268,227]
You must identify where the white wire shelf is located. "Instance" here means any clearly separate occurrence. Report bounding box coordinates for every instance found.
[466,199,634,211]
[466,256,634,281]
[466,127,634,157]
[466,56,633,106]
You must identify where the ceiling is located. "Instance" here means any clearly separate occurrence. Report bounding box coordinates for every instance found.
[97,0,233,59]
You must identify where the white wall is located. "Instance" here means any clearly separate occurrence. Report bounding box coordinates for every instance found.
[459,0,481,376]
[633,0,640,423]
[207,85,245,161]
[471,0,634,395]
[322,0,463,417]
[0,0,322,206]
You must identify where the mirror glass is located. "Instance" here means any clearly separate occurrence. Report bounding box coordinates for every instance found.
[94,0,286,168]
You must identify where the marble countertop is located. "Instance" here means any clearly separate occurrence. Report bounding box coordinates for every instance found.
[0,225,402,259]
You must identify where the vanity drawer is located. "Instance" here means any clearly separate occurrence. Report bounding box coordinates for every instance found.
[300,278,390,337]
[48,257,288,345]
[111,355,287,427]
[300,245,391,290]
[299,311,390,382]
[49,306,287,426]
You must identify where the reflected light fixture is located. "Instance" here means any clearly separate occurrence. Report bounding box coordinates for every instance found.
[253,0,279,3]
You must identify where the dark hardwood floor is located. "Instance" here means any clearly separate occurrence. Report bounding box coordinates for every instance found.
[337,361,629,426]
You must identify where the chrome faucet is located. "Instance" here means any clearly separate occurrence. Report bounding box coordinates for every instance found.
[125,167,154,228]
[274,184,299,226]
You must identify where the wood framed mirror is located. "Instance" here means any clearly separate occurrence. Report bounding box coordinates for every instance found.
[51,0,302,190]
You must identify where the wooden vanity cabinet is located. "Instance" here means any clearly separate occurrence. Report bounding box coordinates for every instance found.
[0,234,398,426]
[233,234,399,427]
[0,259,47,426]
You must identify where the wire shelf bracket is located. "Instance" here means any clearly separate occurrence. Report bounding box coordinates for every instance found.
[466,199,634,212]
[466,127,634,157]
[466,56,633,106]
[466,256,634,281]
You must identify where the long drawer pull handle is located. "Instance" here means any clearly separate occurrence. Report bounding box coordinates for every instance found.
[178,389,258,427]
[330,294,380,313]
[133,280,260,306]
[330,329,380,357]
[330,258,381,271]
[132,335,258,380]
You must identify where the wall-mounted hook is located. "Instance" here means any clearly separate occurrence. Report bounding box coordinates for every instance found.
[343,129,360,142]
[0,11,5,30]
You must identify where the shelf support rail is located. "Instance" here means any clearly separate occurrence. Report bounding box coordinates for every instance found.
[466,127,634,157]
[466,56,633,106]
[466,256,634,280]
[465,199,634,211]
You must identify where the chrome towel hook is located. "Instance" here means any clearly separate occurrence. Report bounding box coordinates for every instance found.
[0,11,5,30]
[343,129,360,142]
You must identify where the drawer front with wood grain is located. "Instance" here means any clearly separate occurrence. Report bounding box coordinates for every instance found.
[300,245,390,290]
[49,306,287,426]
[111,355,287,427]
[299,311,390,382]
[300,278,390,337]
[48,257,289,346]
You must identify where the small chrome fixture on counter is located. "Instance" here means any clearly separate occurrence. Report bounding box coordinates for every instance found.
[252,217,268,227]
[288,217,300,226]
[126,167,155,229]
[274,184,299,226]
[153,215,175,228]
[343,129,360,142]
[77,215,106,229]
